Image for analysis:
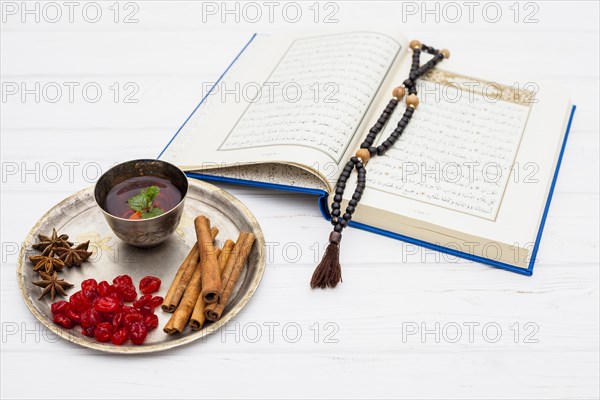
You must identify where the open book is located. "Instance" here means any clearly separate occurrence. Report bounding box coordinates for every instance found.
[159,29,575,275]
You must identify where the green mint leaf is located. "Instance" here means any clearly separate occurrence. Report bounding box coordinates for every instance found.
[141,207,164,219]
[144,186,160,202]
[128,192,149,212]
[128,186,160,213]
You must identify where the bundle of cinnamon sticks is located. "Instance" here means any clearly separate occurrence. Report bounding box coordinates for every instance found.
[162,215,255,334]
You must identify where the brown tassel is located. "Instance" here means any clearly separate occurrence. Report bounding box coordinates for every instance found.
[310,231,342,289]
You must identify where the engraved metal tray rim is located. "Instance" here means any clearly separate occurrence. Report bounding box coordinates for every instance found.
[17,180,266,354]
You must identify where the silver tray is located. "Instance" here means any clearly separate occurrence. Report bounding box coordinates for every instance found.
[17,179,265,353]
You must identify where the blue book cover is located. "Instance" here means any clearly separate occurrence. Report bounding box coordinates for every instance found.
[159,33,576,276]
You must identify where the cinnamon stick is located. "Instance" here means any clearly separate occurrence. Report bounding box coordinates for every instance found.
[189,290,207,331]
[218,240,235,275]
[163,254,202,334]
[164,222,219,334]
[205,231,255,322]
[161,226,218,312]
[189,240,235,330]
[196,216,222,304]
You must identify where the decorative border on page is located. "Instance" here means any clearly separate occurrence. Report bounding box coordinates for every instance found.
[423,69,536,106]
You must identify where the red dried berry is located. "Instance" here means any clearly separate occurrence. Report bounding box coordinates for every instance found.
[112,312,125,329]
[51,300,71,315]
[133,294,152,309]
[82,326,95,337]
[83,287,99,303]
[98,280,112,296]
[94,322,113,342]
[111,327,129,345]
[66,310,81,324]
[121,305,135,314]
[139,305,153,316]
[82,279,99,301]
[115,284,137,302]
[149,296,164,309]
[113,275,133,286]
[143,314,158,330]
[139,276,161,294]
[129,322,147,345]
[81,308,102,328]
[53,314,73,328]
[108,290,122,299]
[94,296,121,313]
[81,278,98,292]
[124,310,143,326]
[70,291,91,313]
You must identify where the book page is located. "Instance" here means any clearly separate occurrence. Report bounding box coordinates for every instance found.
[195,163,330,193]
[161,29,404,187]
[218,32,400,164]
[367,71,532,221]
[345,53,571,263]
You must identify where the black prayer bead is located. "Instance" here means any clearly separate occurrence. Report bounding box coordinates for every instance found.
[334,223,343,233]
[331,209,340,217]
[377,145,386,156]
[346,206,355,214]
[352,192,361,201]
[332,202,340,209]
[360,142,370,149]
[334,194,342,202]
[342,213,352,221]
[403,79,413,87]
[349,199,357,207]
[369,146,377,156]
[335,187,344,195]
[337,181,346,189]
[382,140,392,148]
[339,219,348,227]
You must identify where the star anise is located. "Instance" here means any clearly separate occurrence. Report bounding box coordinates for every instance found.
[54,241,92,267]
[32,271,73,300]
[32,228,73,256]
[29,253,65,274]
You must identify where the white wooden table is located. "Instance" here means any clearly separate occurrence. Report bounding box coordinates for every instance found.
[1,1,598,398]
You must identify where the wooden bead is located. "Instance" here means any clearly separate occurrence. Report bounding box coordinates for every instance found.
[392,86,405,99]
[440,49,450,59]
[355,148,371,164]
[409,40,421,50]
[406,94,419,109]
